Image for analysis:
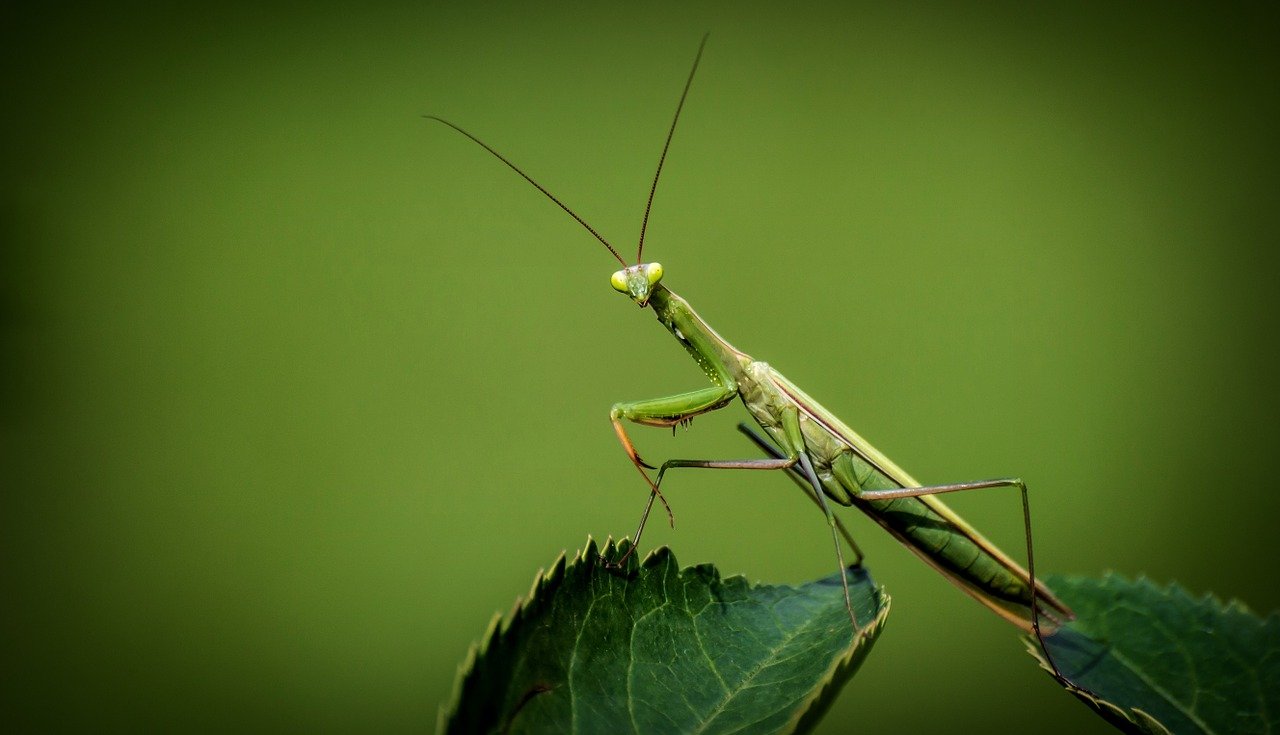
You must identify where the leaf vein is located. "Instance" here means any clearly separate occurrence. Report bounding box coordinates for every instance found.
[691,596,831,735]
[569,588,603,735]
[1109,646,1218,735]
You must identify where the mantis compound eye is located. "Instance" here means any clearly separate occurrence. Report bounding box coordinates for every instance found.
[610,269,630,293]
[643,262,663,286]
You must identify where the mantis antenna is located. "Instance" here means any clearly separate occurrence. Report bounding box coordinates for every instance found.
[425,33,711,269]
[422,115,627,267]
[636,32,709,263]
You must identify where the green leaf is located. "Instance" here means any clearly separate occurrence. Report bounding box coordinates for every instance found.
[439,537,889,735]
[1027,573,1280,735]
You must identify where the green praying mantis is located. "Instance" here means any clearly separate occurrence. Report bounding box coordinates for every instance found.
[427,35,1074,664]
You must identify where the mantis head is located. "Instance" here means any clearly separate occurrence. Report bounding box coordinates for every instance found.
[610,262,664,307]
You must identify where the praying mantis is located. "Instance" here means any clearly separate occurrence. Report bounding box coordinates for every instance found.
[427,35,1074,658]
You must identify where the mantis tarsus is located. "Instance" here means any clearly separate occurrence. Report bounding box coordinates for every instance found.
[428,35,1073,665]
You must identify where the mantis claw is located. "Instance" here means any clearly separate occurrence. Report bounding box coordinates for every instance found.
[602,541,640,570]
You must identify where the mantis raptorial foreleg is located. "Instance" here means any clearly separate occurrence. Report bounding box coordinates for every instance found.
[606,393,862,629]
[606,386,739,537]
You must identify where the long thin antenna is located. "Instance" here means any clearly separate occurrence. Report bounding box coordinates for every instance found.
[636,33,709,264]
[424,115,627,266]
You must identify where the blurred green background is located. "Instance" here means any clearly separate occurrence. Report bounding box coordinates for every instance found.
[3,3,1278,733]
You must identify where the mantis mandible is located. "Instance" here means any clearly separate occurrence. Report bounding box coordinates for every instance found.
[427,35,1074,661]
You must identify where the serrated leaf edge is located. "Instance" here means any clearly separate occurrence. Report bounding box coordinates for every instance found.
[1093,571,1279,629]
[436,535,674,732]
[1023,636,1172,735]
[787,586,891,735]
[1024,571,1280,735]
[436,537,587,733]
[437,537,887,733]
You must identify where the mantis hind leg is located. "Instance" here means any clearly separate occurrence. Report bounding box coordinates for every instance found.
[735,423,863,632]
[840,473,1069,679]
[796,452,861,631]
[610,445,863,633]
[737,423,866,565]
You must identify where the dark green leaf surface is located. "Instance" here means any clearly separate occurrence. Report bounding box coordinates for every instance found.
[1028,573,1280,735]
[439,538,888,735]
